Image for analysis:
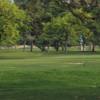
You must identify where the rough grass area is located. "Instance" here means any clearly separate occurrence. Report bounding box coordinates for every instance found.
[0,50,100,100]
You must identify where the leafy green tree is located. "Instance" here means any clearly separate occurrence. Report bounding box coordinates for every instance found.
[14,0,100,52]
[17,0,70,52]
[19,0,45,52]
[43,12,88,53]
[62,0,100,51]
[0,0,28,47]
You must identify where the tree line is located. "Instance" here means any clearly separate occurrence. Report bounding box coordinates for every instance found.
[0,0,100,53]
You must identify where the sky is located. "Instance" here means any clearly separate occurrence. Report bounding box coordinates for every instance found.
[9,0,14,3]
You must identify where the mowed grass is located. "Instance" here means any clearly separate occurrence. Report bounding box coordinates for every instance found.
[0,50,100,100]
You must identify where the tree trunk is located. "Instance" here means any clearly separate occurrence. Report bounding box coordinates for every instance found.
[14,45,17,50]
[65,40,67,54]
[23,40,26,52]
[41,46,46,52]
[91,43,95,52]
[47,44,50,52]
[30,40,33,52]
[55,47,59,52]
[80,44,85,52]
[61,46,64,52]
[54,41,59,52]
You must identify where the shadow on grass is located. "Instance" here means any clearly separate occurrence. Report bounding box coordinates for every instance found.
[43,51,100,55]
[0,87,100,100]
[0,50,100,60]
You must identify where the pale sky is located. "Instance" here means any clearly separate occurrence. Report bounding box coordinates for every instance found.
[9,0,14,3]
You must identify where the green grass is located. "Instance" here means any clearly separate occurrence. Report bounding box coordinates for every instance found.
[0,50,100,100]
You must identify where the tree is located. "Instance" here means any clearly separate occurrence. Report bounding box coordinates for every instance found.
[14,0,100,52]
[62,0,100,52]
[18,0,45,52]
[17,0,70,52]
[43,12,87,53]
[0,0,29,47]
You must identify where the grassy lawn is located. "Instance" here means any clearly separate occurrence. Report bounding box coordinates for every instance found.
[0,50,100,100]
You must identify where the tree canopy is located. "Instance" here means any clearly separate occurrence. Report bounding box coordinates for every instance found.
[0,0,29,46]
[0,0,100,52]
